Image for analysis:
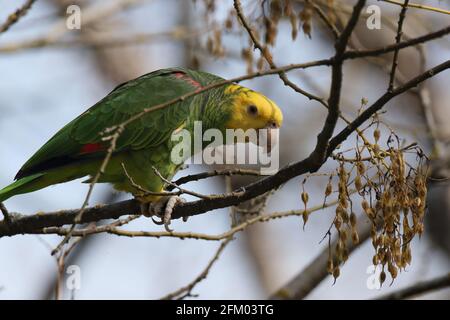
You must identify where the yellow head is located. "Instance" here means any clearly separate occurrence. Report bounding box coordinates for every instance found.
[224,84,283,130]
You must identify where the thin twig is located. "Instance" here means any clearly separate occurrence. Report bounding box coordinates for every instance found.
[151,166,226,200]
[388,0,409,92]
[381,0,450,15]
[310,1,340,39]
[0,0,36,34]
[169,169,262,190]
[39,198,340,240]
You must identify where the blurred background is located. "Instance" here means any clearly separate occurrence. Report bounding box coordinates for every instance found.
[0,0,449,299]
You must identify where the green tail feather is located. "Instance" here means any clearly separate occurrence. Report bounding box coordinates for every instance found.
[0,173,45,202]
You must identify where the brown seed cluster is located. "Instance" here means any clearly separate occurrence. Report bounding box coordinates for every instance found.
[325,123,428,284]
[197,0,333,73]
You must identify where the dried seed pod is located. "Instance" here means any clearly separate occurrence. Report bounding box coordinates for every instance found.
[351,230,359,244]
[357,162,366,176]
[372,254,379,265]
[290,13,298,40]
[341,209,349,224]
[302,211,309,226]
[342,248,349,262]
[270,0,282,23]
[333,266,340,280]
[380,270,386,286]
[350,212,357,228]
[284,0,293,16]
[362,199,370,211]
[388,263,398,280]
[299,3,313,38]
[256,56,264,72]
[301,192,309,206]
[334,215,342,230]
[354,174,363,192]
[339,229,348,243]
[264,17,277,46]
[373,128,380,143]
[327,257,334,274]
[225,15,233,31]
[339,194,348,209]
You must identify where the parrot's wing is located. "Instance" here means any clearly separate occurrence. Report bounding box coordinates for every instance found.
[16,68,212,179]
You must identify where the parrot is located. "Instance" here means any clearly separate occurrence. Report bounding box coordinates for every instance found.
[0,68,283,230]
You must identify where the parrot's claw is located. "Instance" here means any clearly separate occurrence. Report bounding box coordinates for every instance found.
[140,196,186,232]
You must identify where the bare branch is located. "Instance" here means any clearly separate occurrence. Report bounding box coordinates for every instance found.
[376,273,450,299]
[381,0,450,15]
[0,0,36,34]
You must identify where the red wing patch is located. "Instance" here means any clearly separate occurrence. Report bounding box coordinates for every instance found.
[173,72,202,92]
[79,143,105,155]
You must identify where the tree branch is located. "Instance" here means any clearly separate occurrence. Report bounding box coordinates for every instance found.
[0,0,36,34]
[375,273,450,299]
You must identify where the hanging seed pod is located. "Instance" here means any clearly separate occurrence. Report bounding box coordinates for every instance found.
[284,0,293,16]
[341,209,349,224]
[225,9,234,30]
[373,128,380,143]
[270,0,282,23]
[339,228,348,243]
[351,230,359,244]
[241,47,254,74]
[362,199,369,211]
[327,257,334,274]
[388,263,398,280]
[357,162,366,176]
[256,56,264,72]
[334,215,343,230]
[354,174,363,192]
[301,191,309,207]
[372,254,379,265]
[225,18,233,30]
[380,270,387,286]
[342,248,349,262]
[290,13,298,40]
[333,266,340,280]
[299,3,313,38]
[302,211,309,226]
[264,17,277,46]
[339,194,348,209]
[350,212,357,228]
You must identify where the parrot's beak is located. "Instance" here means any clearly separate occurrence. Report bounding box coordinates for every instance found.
[258,121,280,154]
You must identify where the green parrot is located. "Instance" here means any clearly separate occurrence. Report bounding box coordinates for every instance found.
[0,68,282,229]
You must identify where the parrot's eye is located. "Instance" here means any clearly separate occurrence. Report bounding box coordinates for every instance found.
[247,105,258,116]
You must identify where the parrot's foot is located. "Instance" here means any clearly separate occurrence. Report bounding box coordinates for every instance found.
[140,196,186,232]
